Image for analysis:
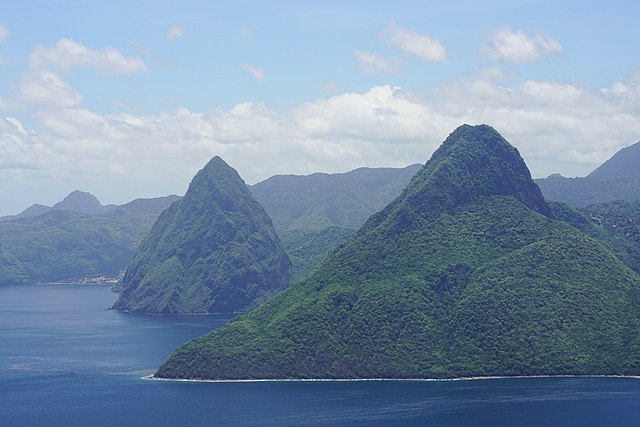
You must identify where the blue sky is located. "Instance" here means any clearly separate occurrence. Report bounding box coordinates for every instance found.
[1,0,639,214]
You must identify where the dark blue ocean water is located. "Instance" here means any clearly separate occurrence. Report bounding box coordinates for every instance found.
[2,285,640,426]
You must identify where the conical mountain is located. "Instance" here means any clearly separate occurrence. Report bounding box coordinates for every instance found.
[113,156,291,314]
[156,125,640,379]
[52,190,104,214]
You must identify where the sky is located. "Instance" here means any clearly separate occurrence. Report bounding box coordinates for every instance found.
[1,0,639,215]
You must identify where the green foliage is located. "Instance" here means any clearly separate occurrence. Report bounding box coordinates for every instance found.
[550,201,640,274]
[113,157,292,314]
[156,125,640,380]
[0,197,177,285]
[280,227,355,284]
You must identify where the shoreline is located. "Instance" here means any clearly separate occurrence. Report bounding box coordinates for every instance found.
[143,374,640,384]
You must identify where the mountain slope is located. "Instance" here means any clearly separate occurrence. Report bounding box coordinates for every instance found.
[536,140,640,207]
[0,196,180,285]
[536,175,640,207]
[156,124,640,380]
[250,164,421,231]
[113,157,291,314]
[588,141,640,179]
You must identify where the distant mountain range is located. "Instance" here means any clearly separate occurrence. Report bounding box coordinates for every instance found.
[0,165,422,287]
[250,164,422,231]
[1,190,115,222]
[0,193,179,285]
[536,140,640,207]
[2,135,639,289]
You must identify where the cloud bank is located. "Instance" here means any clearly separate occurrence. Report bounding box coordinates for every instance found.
[2,72,639,210]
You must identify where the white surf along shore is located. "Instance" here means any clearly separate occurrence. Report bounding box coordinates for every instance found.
[143,374,640,384]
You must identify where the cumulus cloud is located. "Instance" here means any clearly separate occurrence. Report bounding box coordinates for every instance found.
[486,28,563,63]
[241,63,264,81]
[355,50,399,74]
[0,25,9,43]
[2,71,640,214]
[30,38,148,74]
[20,71,84,109]
[380,21,447,62]
[167,25,186,40]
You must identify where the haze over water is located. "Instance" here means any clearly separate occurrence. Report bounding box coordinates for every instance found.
[2,285,640,426]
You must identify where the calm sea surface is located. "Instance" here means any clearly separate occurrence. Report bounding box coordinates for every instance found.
[2,285,640,426]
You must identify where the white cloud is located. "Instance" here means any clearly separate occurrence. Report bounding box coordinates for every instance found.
[380,21,447,62]
[486,28,563,63]
[167,26,186,40]
[355,50,399,74]
[241,63,264,81]
[0,25,9,43]
[20,71,83,109]
[3,71,640,214]
[30,38,148,74]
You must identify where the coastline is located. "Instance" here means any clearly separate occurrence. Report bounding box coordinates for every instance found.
[143,374,640,384]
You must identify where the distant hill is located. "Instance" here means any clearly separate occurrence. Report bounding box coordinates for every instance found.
[0,195,179,285]
[588,141,640,179]
[157,124,640,381]
[2,190,113,222]
[51,190,105,214]
[536,140,640,207]
[250,164,421,231]
[112,157,292,314]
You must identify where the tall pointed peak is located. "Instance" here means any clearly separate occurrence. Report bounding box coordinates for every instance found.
[113,156,291,314]
[398,124,550,218]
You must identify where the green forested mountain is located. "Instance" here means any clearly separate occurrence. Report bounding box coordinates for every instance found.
[551,200,640,274]
[536,174,640,207]
[0,195,179,285]
[113,157,291,314]
[250,165,420,283]
[156,124,640,380]
[279,227,355,284]
[250,164,421,231]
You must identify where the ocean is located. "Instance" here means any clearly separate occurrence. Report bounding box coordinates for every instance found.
[2,284,640,426]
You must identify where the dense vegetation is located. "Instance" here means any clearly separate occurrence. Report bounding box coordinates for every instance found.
[157,125,640,380]
[536,174,640,207]
[250,164,421,231]
[0,195,179,285]
[250,165,420,283]
[113,157,292,314]
[279,227,355,284]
